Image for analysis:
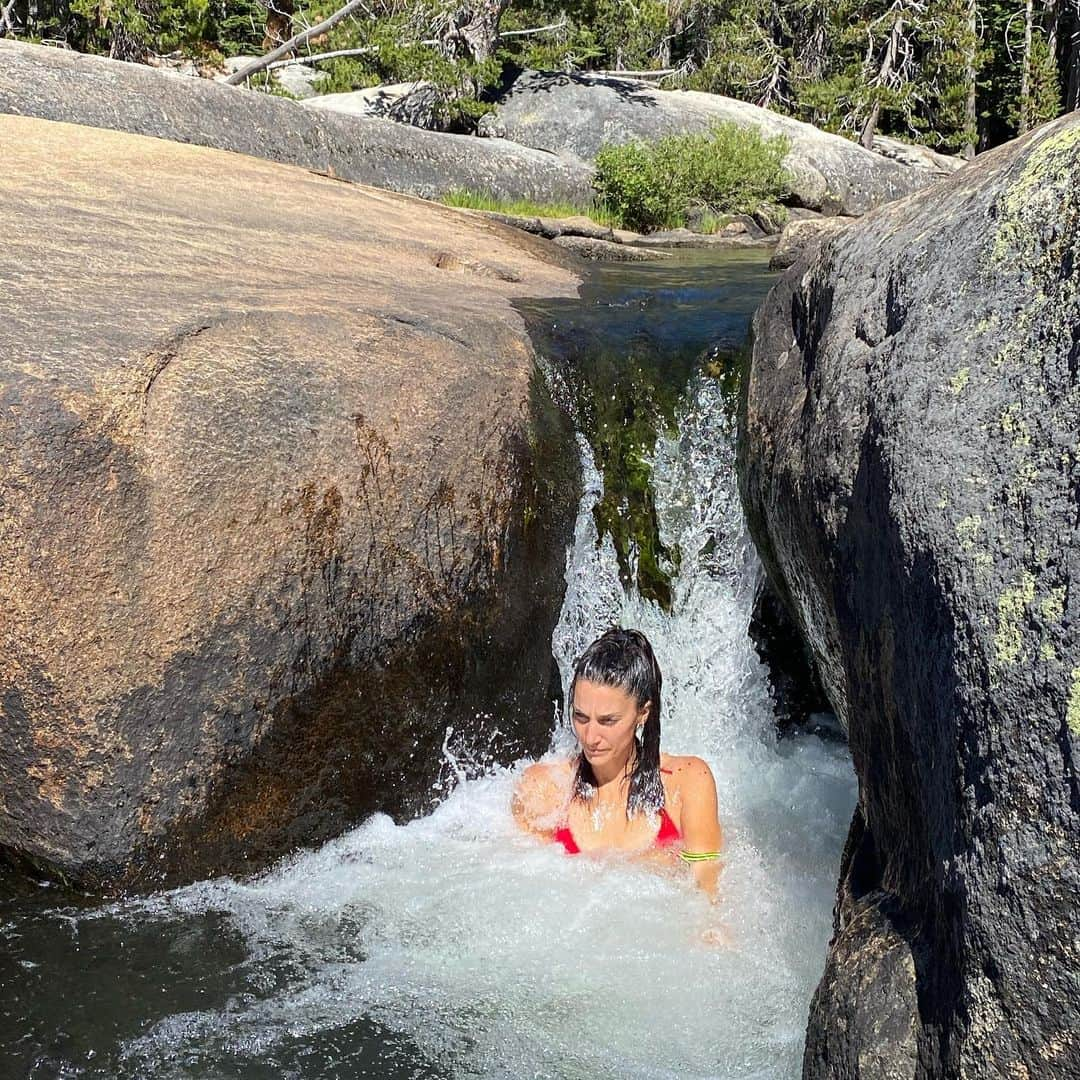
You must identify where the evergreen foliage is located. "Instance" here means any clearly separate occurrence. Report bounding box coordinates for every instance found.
[4,0,1077,149]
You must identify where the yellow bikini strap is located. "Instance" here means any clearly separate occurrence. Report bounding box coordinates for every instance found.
[679,850,723,863]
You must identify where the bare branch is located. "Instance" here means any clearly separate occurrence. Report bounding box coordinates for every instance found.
[499,19,567,38]
[262,20,571,74]
[268,44,430,70]
[590,67,680,78]
[0,0,20,36]
[224,0,370,85]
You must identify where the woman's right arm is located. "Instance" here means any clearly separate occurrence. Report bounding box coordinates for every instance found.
[511,762,563,836]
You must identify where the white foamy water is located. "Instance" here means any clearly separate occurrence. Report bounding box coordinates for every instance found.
[111,375,855,1080]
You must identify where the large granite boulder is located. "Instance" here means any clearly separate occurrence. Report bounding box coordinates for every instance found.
[487,70,953,216]
[0,114,581,893]
[738,113,1080,1077]
[0,41,594,205]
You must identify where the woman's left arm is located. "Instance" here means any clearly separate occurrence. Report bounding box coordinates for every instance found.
[677,757,724,897]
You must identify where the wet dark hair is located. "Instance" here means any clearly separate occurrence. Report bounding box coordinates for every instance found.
[570,627,664,816]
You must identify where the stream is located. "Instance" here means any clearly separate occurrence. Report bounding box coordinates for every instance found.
[1,248,856,1080]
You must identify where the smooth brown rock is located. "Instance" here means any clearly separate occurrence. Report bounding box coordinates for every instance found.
[769,217,852,270]
[0,115,582,892]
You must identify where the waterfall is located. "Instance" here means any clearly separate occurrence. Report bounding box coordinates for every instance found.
[3,252,856,1080]
[103,371,855,1080]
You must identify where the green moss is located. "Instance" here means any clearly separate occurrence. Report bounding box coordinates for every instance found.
[994,571,1036,666]
[1040,585,1067,623]
[582,358,683,609]
[956,514,982,548]
[1068,668,1080,737]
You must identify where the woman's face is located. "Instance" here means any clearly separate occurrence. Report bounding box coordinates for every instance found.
[571,679,649,770]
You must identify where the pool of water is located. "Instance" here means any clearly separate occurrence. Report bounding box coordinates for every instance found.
[1,248,856,1080]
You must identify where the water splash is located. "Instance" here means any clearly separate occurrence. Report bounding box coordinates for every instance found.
[96,371,855,1080]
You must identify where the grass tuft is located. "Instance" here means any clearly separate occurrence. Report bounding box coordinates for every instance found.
[440,190,623,229]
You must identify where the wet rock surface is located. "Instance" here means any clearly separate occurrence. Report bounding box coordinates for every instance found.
[0,41,594,206]
[803,811,921,1080]
[739,114,1080,1076]
[0,115,582,892]
[489,70,947,216]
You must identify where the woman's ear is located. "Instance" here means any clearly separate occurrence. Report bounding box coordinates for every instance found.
[637,701,651,727]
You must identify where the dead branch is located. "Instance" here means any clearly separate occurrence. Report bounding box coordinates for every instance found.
[589,67,679,78]
[498,19,567,38]
[0,0,19,36]
[224,0,369,85]
[232,15,570,78]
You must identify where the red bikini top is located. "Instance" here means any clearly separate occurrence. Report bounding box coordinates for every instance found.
[553,806,681,855]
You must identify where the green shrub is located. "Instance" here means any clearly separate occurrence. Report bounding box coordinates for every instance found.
[593,122,792,232]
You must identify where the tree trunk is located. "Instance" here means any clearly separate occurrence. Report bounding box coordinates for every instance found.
[1019,0,1035,132]
[447,0,510,65]
[0,0,18,35]
[1058,2,1080,111]
[860,14,903,149]
[1067,28,1080,110]
[963,0,978,158]
[263,0,295,52]
[1043,0,1060,55]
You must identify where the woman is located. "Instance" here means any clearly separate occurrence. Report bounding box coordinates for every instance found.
[512,627,724,895]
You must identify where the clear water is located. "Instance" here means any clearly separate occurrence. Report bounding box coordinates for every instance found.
[1,250,855,1080]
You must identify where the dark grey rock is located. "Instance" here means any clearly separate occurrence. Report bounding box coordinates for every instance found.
[804,810,922,1080]
[0,42,594,205]
[632,227,771,248]
[490,70,948,216]
[739,113,1080,1077]
[748,574,832,730]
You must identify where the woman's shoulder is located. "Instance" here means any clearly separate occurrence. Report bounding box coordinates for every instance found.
[660,753,717,798]
[661,752,715,780]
